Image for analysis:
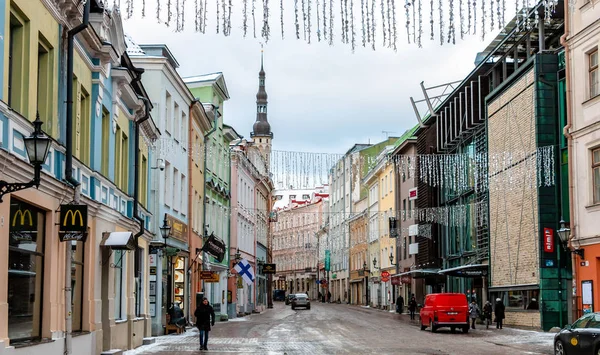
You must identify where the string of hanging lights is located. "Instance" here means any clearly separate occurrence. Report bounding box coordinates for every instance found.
[120,0,559,50]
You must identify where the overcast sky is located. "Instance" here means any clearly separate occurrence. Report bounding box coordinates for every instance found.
[123,1,514,154]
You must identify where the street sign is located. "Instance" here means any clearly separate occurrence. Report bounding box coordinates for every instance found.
[543,228,554,253]
[381,277,390,282]
[262,263,276,274]
[199,271,220,282]
[381,271,390,278]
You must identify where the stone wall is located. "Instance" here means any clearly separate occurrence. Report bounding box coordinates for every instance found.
[504,311,541,328]
[488,68,540,287]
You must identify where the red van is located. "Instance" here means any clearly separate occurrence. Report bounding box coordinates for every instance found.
[419,293,470,333]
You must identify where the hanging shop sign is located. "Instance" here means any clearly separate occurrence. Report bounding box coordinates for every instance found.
[166,214,188,242]
[391,277,401,285]
[401,276,412,284]
[237,276,244,289]
[262,263,276,274]
[408,188,418,201]
[58,204,88,242]
[199,271,220,283]
[543,228,554,253]
[202,233,226,262]
[325,250,331,271]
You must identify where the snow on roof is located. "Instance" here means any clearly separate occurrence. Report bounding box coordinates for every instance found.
[183,73,222,83]
[124,34,145,56]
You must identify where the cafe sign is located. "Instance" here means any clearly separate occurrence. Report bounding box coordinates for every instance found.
[167,214,188,242]
[199,271,220,283]
[59,204,88,242]
[202,233,226,262]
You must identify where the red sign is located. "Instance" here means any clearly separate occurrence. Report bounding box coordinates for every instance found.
[381,277,390,282]
[401,275,412,284]
[391,277,401,285]
[381,271,390,278]
[409,188,418,200]
[543,228,554,253]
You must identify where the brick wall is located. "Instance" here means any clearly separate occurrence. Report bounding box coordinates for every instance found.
[504,310,541,328]
[488,68,540,287]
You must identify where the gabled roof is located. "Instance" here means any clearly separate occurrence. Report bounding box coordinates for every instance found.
[183,72,231,100]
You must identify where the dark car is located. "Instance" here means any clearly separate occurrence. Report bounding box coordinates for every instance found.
[555,312,600,355]
[291,293,310,310]
[285,294,297,305]
[273,289,286,302]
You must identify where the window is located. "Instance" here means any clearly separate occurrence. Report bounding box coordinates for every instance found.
[164,161,172,207]
[590,49,599,98]
[114,250,125,320]
[8,7,28,114]
[114,125,122,187]
[173,168,179,211]
[494,289,540,310]
[180,174,186,215]
[8,200,45,343]
[572,314,593,329]
[101,108,110,176]
[181,112,186,149]
[73,80,91,165]
[403,199,407,221]
[174,102,180,141]
[586,314,600,329]
[593,148,600,203]
[71,241,84,331]
[37,36,53,134]
[140,154,148,206]
[165,92,172,134]
[408,200,412,218]
[120,132,128,191]
[389,172,393,193]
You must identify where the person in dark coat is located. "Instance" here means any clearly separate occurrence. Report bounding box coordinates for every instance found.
[494,298,505,329]
[396,295,404,314]
[194,298,215,351]
[408,295,418,320]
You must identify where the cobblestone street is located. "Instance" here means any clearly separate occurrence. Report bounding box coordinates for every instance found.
[125,302,555,355]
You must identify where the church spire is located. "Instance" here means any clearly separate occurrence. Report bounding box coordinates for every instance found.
[252,46,272,138]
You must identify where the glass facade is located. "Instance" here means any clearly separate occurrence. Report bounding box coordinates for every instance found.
[8,199,46,342]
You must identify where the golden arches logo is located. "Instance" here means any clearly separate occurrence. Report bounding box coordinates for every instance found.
[63,209,83,227]
[12,209,32,227]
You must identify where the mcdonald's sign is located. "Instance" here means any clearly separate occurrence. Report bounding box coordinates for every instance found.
[10,205,37,233]
[59,204,87,233]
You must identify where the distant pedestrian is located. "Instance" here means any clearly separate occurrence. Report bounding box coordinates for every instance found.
[396,295,404,314]
[483,300,493,329]
[469,300,480,329]
[494,298,505,329]
[327,291,331,303]
[408,295,417,320]
[527,298,539,310]
[194,298,215,351]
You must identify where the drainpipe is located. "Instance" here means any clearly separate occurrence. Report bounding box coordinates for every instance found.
[133,94,150,321]
[64,2,90,354]
[187,99,197,316]
[202,108,218,299]
[560,1,577,322]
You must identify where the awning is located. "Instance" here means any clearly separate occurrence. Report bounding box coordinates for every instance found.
[391,269,441,279]
[350,279,364,284]
[100,232,135,250]
[438,264,488,277]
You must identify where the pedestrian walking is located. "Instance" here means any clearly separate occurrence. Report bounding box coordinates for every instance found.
[194,298,215,351]
[483,300,493,329]
[396,295,404,314]
[408,295,417,320]
[494,298,505,329]
[468,300,480,329]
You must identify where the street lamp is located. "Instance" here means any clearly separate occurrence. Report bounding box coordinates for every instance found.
[373,257,379,270]
[159,213,171,242]
[159,214,173,315]
[0,114,52,202]
[557,219,584,258]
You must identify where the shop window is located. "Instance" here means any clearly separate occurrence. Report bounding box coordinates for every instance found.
[174,257,185,309]
[8,200,45,343]
[135,247,144,317]
[114,250,126,320]
[71,240,84,332]
[492,289,540,310]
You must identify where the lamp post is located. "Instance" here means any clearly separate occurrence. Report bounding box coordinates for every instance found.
[0,114,52,202]
[159,214,172,318]
[363,261,370,306]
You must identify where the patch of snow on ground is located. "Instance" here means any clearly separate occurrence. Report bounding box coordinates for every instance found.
[491,328,555,346]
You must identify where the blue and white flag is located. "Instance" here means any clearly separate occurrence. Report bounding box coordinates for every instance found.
[234,258,255,285]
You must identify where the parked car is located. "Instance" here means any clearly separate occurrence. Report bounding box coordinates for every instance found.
[420,293,469,333]
[554,312,600,355]
[285,294,297,305]
[291,293,310,310]
[273,289,286,302]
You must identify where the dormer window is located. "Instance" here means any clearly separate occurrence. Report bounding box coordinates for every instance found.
[260,79,265,86]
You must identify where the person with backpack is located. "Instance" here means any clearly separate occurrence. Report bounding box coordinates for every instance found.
[194,298,215,351]
[483,300,493,329]
[494,298,505,329]
[469,300,480,329]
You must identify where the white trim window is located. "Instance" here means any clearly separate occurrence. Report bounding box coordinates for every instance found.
[590,49,599,98]
[593,147,600,204]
